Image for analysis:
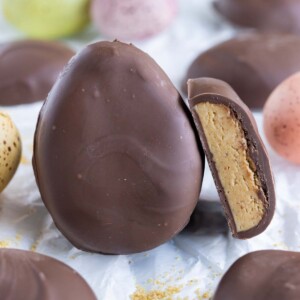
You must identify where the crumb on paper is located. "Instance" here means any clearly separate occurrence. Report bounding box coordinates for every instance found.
[30,234,42,252]
[187,279,199,286]
[202,292,210,299]
[154,280,170,287]
[130,285,182,300]
[20,155,30,164]
[15,233,22,241]
[130,285,212,300]
[0,234,24,248]
[0,240,10,248]
[272,242,289,250]
[31,241,38,252]
[195,288,211,300]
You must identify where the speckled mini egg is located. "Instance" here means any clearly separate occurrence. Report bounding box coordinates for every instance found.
[263,72,300,164]
[0,113,22,192]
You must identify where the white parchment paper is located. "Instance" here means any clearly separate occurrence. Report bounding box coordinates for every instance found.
[0,0,300,299]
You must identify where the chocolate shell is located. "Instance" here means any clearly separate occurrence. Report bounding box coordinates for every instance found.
[183,33,300,109]
[188,78,275,239]
[0,249,96,300]
[33,41,204,254]
[0,40,75,106]
[214,250,300,300]
[214,0,300,34]
[183,200,228,235]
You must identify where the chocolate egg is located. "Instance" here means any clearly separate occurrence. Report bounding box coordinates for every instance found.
[213,250,300,300]
[90,0,177,40]
[0,113,21,192]
[0,249,96,300]
[33,41,204,254]
[264,72,300,164]
[0,40,75,106]
[214,0,300,34]
[183,200,228,235]
[183,33,300,110]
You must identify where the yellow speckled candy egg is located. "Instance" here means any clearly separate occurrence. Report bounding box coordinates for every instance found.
[263,72,300,164]
[0,113,22,192]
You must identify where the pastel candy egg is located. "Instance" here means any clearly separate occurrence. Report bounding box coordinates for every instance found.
[3,0,90,39]
[90,0,177,40]
[0,113,22,192]
[263,72,300,164]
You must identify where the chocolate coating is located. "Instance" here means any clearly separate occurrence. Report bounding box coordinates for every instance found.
[214,250,300,300]
[0,248,96,300]
[214,0,300,34]
[183,33,300,109]
[188,78,275,239]
[0,40,75,106]
[33,41,204,254]
[184,200,228,235]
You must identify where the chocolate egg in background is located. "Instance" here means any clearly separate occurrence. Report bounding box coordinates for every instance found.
[214,0,300,34]
[0,40,75,106]
[183,33,300,110]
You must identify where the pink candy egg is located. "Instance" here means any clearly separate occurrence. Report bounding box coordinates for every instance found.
[90,0,177,40]
[263,72,300,164]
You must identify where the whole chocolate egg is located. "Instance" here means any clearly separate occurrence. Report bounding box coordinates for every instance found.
[214,0,300,34]
[183,33,300,110]
[33,41,204,254]
[213,250,300,300]
[0,249,96,300]
[0,40,75,105]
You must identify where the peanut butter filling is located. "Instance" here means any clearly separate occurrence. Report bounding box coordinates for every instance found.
[195,102,266,232]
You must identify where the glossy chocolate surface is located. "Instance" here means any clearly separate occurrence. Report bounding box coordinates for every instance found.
[214,250,300,300]
[0,40,74,106]
[188,78,275,238]
[33,41,204,254]
[214,0,300,34]
[0,249,96,300]
[183,33,300,109]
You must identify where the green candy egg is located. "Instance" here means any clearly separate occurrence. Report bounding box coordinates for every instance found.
[3,0,90,39]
